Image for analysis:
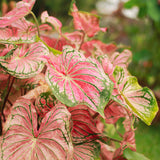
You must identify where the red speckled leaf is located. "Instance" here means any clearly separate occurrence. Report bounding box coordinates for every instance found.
[45,46,113,116]
[1,98,73,160]
[70,2,107,37]
[0,0,35,28]
[0,42,49,79]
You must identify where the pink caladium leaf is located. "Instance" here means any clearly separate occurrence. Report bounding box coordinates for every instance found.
[104,102,126,124]
[0,0,35,28]
[81,40,117,57]
[113,66,159,125]
[0,42,49,79]
[110,49,132,68]
[45,46,114,117]
[1,98,73,160]
[70,2,107,37]
[119,116,136,151]
[41,11,62,34]
[0,27,36,44]
[73,141,100,160]
[68,105,101,159]
[41,35,69,51]
[68,105,100,143]
[0,18,52,44]
[64,31,84,49]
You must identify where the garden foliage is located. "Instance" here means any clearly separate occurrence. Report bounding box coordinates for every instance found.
[0,0,158,159]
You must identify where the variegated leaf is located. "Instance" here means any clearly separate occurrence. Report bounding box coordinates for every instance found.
[0,0,35,28]
[0,28,36,44]
[68,105,101,159]
[0,42,49,79]
[45,46,114,117]
[110,49,132,68]
[68,105,100,143]
[113,66,158,125]
[1,98,73,160]
[104,102,126,124]
[41,35,69,51]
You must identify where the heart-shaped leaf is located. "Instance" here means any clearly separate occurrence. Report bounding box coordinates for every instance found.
[1,98,73,160]
[45,46,114,117]
[0,42,49,79]
[113,66,159,125]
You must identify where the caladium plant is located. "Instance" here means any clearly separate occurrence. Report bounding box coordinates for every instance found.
[0,0,158,159]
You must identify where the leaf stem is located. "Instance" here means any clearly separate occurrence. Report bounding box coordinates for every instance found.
[37,36,62,55]
[30,11,40,37]
[1,76,15,122]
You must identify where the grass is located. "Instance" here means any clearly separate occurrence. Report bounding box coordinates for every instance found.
[135,121,160,160]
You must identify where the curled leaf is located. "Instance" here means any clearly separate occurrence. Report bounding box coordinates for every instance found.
[41,11,62,34]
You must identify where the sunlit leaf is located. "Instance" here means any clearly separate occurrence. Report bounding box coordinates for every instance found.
[45,46,114,116]
[1,98,73,160]
[113,66,159,125]
[0,42,49,79]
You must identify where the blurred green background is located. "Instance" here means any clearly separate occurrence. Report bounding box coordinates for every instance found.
[1,0,160,159]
